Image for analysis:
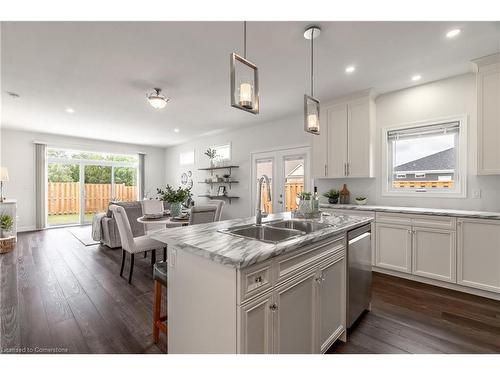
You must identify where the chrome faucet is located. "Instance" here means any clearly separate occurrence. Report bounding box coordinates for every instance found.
[256,174,272,225]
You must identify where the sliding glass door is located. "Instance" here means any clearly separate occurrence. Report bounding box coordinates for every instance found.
[47,148,139,227]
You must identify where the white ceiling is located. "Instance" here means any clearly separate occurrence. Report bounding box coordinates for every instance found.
[1,21,499,147]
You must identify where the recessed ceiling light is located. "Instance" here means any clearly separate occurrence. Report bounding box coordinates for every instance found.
[174,128,180,133]
[446,29,461,38]
[411,75,422,82]
[65,107,75,114]
[345,66,356,74]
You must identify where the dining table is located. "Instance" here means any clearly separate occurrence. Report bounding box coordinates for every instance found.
[137,214,189,227]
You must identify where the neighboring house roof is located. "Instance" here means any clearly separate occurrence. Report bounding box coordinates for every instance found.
[394,148,455,172]
[287,163,304,177]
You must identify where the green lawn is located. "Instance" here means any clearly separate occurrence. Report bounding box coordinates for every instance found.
[48,213,95,226]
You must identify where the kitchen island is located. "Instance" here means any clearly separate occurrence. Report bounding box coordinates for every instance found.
[152,212,373,354]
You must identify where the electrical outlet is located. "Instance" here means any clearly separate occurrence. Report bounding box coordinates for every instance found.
[472,189,481,199]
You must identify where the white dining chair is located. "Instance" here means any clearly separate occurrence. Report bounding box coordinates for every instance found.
[141,199,166,233]
[110,204,166,283]
[207,199,225,221]
[188,205,218,225]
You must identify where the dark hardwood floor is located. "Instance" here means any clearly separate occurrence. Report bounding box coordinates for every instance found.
[328,272,500,354]
[0,226,167,354]
[2,227,500,354]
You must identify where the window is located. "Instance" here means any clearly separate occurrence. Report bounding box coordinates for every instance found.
[211,144,231,161]
[179,150,195,165]
[382,116,467,197]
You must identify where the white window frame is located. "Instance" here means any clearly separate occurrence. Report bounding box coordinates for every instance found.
[211,143,231,161]
[381,115,467,198]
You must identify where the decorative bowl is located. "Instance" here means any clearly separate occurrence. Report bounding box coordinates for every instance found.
[355,198,367,205]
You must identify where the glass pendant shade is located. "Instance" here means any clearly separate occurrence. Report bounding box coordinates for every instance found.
[230,53,259,114]
[147,88,169,109]
[304,94,320,134]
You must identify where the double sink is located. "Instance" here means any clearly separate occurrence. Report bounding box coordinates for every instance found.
[218,219,333,244]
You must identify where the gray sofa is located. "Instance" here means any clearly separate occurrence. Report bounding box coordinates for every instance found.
[95,201,146,248]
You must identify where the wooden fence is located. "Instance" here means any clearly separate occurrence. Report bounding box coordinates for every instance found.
[48,182,137,215]
[260,182,304,213]
[392,181,454,189]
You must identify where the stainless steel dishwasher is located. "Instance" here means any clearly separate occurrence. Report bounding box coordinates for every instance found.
[347,224,372,328]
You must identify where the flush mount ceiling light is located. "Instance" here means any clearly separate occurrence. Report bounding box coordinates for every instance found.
[304,26,321,135]
[446,28,461,38]
[230,21,259,114]
[345,65,356,74]
[65,107,75,114]
[411,74,422,82]
[174,128,180,133]
[147,88,170,110]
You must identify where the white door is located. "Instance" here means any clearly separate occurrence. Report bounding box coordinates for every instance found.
[326,103,348,178]
[239,292,274,354]
[412,227,456,283]
[457,218,500,293]
[251,147,311,215]
[317,256,346,353]
[273,270,318,354]
[347,98,371,177]
[375,223,412,273]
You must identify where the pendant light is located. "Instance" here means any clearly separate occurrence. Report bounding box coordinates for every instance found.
[230,21,259,114]
[304,26,321,135]
[147,88,170,110]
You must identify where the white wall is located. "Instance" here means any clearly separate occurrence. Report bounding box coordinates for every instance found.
[0,128,166,231]
[164,114,311,219]
[316,73,500,211]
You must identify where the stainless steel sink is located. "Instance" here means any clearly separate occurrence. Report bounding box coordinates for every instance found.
[218,224,304,244]
[264,220,332,233]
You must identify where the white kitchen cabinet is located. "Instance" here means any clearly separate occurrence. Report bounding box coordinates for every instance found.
[273,269,318,354]
[317,255,346,353]
[375,223,412,273]
[412,227,456,283]
[326,103,348,178]
[311,90,376,178]
[239,292,274,354]
[473,53,500,175]
[457,218,500,293]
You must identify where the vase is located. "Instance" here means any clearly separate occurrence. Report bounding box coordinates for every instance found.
[328,197,338,204]
[170,202,182,218]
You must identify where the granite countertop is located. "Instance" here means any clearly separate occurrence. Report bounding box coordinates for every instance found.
[320,203,500,220]
[151,212,372,269]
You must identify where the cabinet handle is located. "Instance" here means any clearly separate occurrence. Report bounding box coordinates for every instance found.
[254,276,263,283]
[347,162,350,176]
[269,303,278,312]
[344,162,347,176]
[315,273,325,284]
[324,164,327,177]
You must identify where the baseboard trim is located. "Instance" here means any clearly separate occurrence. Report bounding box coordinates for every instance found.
[372,266,500,302]
[18,226,37,233]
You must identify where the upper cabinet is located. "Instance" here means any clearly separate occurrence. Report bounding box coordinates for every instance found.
[473,53,500,175]
[312,90,376,178]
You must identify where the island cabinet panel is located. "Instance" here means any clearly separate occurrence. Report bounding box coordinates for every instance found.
[457,218,500,293]
[318,255,346,353]
[375,223,412,273]
[412,227,456,283]
[237,237,347,354]
[273,270,318,354]
[239,292,274,354]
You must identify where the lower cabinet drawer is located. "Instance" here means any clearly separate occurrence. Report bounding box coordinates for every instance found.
[275,236,345,284]
[239,261,273,303]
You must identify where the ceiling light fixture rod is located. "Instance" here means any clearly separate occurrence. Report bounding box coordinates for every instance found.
[310,28,314,97]
[243,21,247,59]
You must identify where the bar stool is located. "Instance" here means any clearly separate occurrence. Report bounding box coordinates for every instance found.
[153,261,168,345]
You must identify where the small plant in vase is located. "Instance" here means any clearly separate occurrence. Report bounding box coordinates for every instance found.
[0,213,14,238]
[323,189,340,204]
[204,148,218,168]
[157,185,192,217]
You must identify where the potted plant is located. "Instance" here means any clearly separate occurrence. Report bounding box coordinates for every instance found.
[0,213,14,238]
[204,148,218,168]
[323,189,340,204]
[355,196,368,205]
[157,185,192,217]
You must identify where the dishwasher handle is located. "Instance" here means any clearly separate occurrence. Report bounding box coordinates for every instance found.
[348,232,371,245]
